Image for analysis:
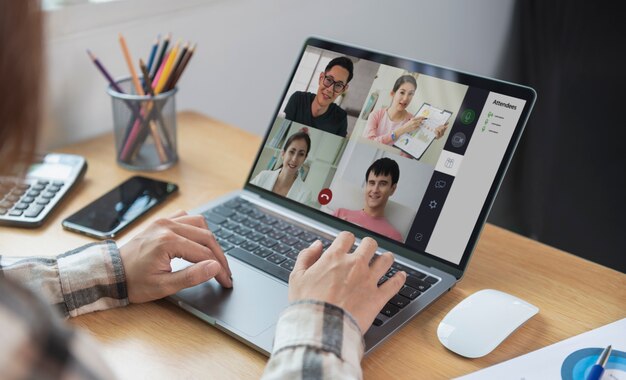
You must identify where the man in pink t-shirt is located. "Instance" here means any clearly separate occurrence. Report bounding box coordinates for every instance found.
[333,158,403,242]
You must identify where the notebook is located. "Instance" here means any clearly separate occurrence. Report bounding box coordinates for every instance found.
[168,36,536,355]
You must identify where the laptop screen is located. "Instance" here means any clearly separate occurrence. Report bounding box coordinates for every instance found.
[246,38,535,269]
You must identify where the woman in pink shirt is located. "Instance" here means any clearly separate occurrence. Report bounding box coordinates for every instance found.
[364,75,448,158]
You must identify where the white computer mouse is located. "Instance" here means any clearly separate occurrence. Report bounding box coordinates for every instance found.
[437,289,538,358]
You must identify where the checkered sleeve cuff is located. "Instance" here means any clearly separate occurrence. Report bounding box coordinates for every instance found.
[272,300,365,368]
[57,240,129,317]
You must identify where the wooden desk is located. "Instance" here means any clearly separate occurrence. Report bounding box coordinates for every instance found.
[2,111,624,379]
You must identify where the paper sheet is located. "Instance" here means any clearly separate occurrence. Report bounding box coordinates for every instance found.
[393,103,451,159]
[457,318,626,380]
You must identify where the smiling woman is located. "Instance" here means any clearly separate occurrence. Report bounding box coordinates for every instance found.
[250,131,313,203]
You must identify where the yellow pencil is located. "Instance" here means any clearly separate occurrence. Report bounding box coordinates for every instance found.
[154,39,181,94]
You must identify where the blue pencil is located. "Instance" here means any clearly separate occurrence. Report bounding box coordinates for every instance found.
[150,32,170,79]
[145,35,159,78]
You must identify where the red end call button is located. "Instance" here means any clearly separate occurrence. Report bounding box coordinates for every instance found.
[318,188,333,205]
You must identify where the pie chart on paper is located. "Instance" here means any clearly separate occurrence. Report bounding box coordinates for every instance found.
[561,347,626,380]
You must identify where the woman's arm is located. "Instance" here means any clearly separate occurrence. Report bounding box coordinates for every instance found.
[363,109,393,145]
[0,241,128,318]
[262,234,406,379]
[261,301,364,380]
[0,212,231,378]
[0,278,117,379]
[0,211,232,317]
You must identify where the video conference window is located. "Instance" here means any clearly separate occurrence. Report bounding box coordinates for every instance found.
[249,45,472,244]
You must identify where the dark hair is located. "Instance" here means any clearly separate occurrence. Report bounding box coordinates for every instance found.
[0,0,43,176]
[365,158,400,185]
[392,75,417,93]
[325,56,354,83]
[283,131,311,157]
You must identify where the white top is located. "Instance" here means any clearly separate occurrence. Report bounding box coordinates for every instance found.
[250,169,311,204]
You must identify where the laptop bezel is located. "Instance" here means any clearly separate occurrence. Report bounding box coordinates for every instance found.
[242,36,536,279]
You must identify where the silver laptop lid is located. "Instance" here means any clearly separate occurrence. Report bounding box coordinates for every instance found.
[243,37,536,279]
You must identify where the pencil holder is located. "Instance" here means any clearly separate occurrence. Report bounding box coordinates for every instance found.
[108,77,178,171]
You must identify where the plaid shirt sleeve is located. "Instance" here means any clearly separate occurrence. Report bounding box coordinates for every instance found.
[0,240,129,318]
[262,300,365,380]
[0,241,130,379]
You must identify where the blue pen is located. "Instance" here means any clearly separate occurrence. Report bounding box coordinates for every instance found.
[586,345,612,380]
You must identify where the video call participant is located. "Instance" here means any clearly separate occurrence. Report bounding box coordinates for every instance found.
[284,56,354,137]
[333,158,403,242]
[364,75,448,157]
[251,131,312,203]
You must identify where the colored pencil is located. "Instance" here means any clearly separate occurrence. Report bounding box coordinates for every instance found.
[121,49,173,161]
[88,49,149,161]
[155,39,181,94]
[139,58,154,95]
[150,50,169,92]
[118,34,167,163]
[145,35,159,76]
[87,49,124,93]
[118,34,143,96]
[122,35,195,161]
[140,58,174,150]
[150,32,170,79]
[163,42,188,92]
[167,43,196,91]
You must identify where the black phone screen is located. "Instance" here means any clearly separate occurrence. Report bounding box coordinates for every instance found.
[63,176,178,238]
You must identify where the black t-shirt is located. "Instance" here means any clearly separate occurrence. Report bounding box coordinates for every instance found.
[284,91,348,137]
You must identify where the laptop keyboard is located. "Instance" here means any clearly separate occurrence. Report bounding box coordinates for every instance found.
[202,197,440,327]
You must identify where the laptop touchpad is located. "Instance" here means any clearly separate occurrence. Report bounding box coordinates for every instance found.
[172,258,289,337]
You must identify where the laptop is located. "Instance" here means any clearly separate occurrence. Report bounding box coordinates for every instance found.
[169,37,536,355]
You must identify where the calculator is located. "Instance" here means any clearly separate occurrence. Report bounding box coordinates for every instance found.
[0,153,87,228]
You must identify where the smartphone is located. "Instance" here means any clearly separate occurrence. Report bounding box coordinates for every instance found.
[62,176,178,239]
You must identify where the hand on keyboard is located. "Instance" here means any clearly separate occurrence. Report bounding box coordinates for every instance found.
[288,231,407,334]
[120,210,233,303]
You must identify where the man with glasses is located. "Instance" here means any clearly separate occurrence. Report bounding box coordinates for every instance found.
[284,56,354,137]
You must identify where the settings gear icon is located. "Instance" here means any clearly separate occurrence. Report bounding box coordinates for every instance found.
[428,200,438,209]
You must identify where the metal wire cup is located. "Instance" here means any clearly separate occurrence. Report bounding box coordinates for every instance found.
[108,77,178,171]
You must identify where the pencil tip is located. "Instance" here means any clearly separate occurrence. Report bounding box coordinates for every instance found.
[86,49,95,59]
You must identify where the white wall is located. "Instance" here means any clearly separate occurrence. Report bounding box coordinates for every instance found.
[41,0,517,149]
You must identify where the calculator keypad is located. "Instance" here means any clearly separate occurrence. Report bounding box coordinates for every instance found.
[0,179,64,219]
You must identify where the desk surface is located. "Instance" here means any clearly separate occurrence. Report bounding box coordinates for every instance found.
[1,111,624,379]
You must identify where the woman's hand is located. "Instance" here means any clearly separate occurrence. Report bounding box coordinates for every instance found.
[434,122,449,139]
[119,210,232,304]
[288,231,406,333]
[396,116,426,138]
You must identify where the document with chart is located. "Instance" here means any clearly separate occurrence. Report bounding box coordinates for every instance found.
[394,103,452,159]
